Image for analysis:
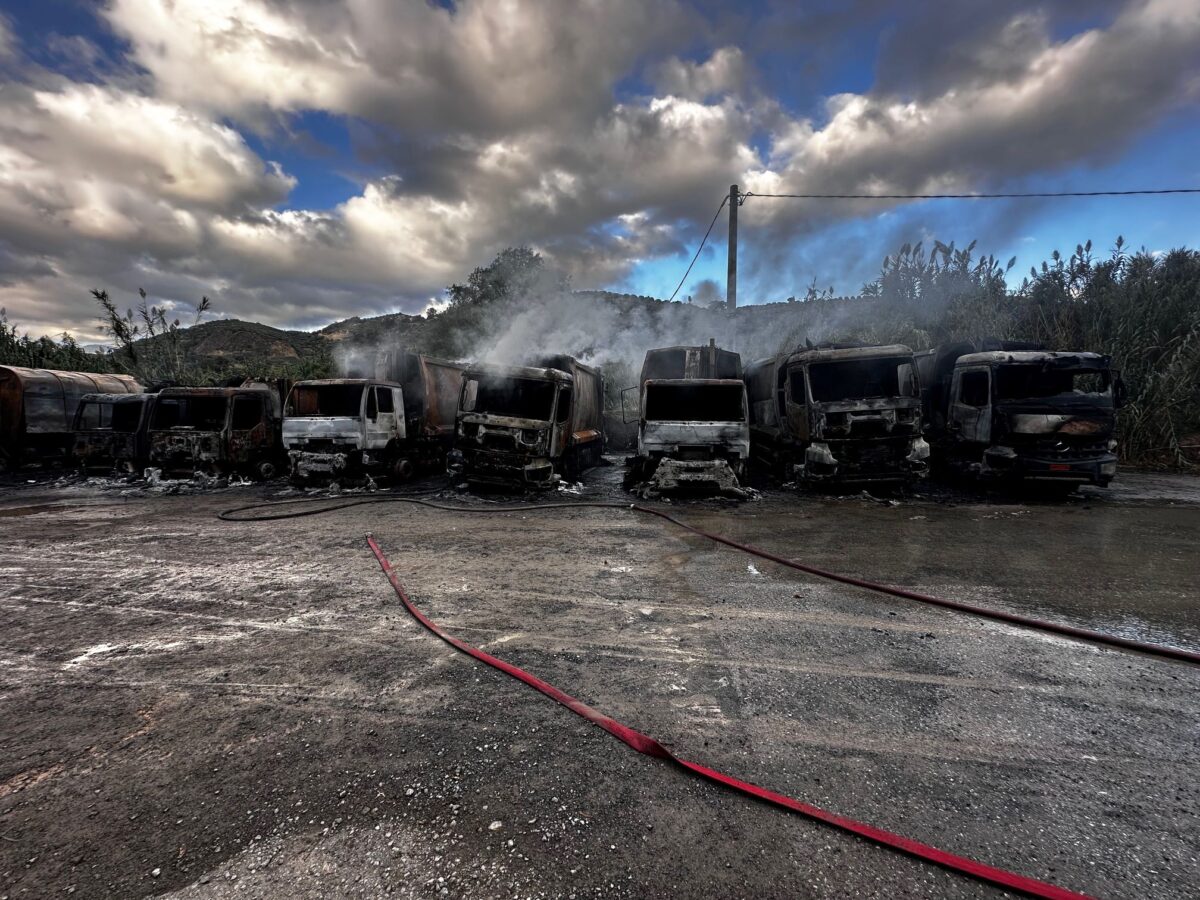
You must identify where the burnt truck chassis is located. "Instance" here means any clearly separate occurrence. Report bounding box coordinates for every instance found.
[625,343,751,498]
[454,359,604,489]
[915,345,1121,489]
[746,345,929,488]
[625,378,751,498]
[71,393,156,473]
[283,379,410,484]
[148,386,284,479]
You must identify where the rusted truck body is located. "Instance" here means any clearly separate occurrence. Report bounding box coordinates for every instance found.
[282,379,408,481]
[625,342,750,496]
[148,383,285,478]
[914,341,1122,488]
[0,366,143,470]
[376,350,466,468]
[71,392,157,472]
[744,343,928,485]
[453,355,604,487]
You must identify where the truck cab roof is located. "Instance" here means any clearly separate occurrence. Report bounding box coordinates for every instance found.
[956,350,1109,367]
[464,363,574,384]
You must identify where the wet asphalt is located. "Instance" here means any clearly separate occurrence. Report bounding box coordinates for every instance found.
[0,464,1196,898]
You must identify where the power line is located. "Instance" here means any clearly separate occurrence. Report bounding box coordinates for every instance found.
[664,184,1200,305]
[743,187,1200,200]
[666,195,727,303]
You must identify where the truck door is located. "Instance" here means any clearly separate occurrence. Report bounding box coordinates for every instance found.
[364,385,400,449]
[229,394,268,461]
[551,386,572,458]
[786,366,809,441]
[949,368,991,444]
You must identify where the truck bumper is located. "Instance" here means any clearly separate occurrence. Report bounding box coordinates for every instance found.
[646,457,745,496]
[462,452,557,488]
[982,447,1118,486]
[289,450,349,477]
[794,440,927,485]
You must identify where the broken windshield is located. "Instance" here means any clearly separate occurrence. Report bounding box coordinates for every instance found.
[808,357,917,402]
[286,384,365,417]
[644,382,746,422]
[462,375,556,420]
[995,365,1111,402]
[151,395,228,430]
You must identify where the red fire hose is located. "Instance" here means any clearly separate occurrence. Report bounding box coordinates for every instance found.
[367,534,1094,900]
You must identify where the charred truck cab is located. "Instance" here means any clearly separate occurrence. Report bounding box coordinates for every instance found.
[454,356,604,488]
[745,343,928,485]
[148,383,284,479]
[72,393,156,473]
[283,380,407,482]
[626,342,750,496]
[914,341,1122,488]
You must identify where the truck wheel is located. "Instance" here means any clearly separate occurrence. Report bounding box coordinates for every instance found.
[392,458,415,482]
[255,461,278,480]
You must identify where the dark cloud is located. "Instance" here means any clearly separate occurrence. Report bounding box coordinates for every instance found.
[872,1,1127,100]
[0,0,1196,339]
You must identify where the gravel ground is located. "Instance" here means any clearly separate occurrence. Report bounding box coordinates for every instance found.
[0,464,1197,899]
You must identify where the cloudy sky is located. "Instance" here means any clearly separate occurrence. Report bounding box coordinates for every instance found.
[1,0,1198,341]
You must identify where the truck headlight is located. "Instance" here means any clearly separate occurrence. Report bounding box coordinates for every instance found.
[907,437,930,462]
[521,429,541,444]
[806,442,837,466]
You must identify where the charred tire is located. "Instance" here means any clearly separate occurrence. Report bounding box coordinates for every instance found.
[392,458,415,482]
[255,461,278,481]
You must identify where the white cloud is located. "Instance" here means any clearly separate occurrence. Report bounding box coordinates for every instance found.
[653,47,748,100]
[104,0,692,132]
[1,0,1198,339]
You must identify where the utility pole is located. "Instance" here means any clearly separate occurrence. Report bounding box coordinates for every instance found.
[726,184,738,310]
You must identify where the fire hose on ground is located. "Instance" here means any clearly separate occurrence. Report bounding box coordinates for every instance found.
[219,495,1200,898]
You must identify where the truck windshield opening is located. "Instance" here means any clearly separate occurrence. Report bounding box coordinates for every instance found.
[644,383,745,422]
[151,396,228,430]
[996,365,1111,401]
[110,401,144,433]
[462,375,556,420]
[809,358,916,402]
[286,384,365,417]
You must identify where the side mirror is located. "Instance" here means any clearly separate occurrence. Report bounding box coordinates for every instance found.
[620,386,640,424]
[1113,376,1128,409]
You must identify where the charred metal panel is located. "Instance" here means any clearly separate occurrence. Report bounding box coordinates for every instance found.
[639,340,742,384]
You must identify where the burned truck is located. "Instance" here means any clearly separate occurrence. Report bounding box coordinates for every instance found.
[0,366,143,470]
[283,379,408,482]
[453,355,604,488]
[913,341,1123,489]
[744,343,929,485]
[283,352,464,483]
[376,351,465,469]
[72,392,157,473]
[148,382,285,479]
[624,342,750,496]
